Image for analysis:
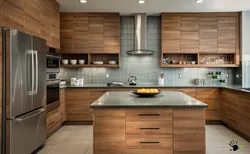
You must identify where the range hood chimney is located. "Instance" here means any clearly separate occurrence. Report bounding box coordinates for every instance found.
[127,14,155,55]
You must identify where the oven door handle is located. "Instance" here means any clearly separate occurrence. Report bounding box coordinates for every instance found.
[46,54,61,60]
[47,81,60,86]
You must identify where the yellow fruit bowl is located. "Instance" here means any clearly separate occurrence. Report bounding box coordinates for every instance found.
[132,89,161,97]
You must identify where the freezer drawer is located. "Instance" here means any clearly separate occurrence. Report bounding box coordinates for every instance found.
[6,107,46,154]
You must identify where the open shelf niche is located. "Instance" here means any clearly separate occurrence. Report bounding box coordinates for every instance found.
[60,53,120,68]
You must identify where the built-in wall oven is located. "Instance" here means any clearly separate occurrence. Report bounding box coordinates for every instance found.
[47,80,60,112]
[46,53,61,112]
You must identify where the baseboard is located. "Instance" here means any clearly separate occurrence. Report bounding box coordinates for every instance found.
[63,121,93,125]
[206,120,222,125]
[221,121,250,142]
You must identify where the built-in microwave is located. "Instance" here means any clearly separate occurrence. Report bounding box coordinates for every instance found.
[46,54,60,73]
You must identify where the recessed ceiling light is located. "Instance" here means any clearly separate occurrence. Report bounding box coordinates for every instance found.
[80,0,87,3]
[195,0,203,3]
[138,0,145,4]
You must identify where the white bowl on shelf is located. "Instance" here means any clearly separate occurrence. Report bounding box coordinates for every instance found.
[93,61,104,65]
[62,59,69,65]
[70,59,77,65]
[109,61,117,65]
[79,60,85,65]
[191,61,196,65]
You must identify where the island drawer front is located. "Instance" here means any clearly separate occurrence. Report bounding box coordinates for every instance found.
[126,149,173,154]
[126,108,172,122]
[126,122,172,135]
[126,135,173,149]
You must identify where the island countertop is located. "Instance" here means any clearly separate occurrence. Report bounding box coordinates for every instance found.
[90,91,208,108]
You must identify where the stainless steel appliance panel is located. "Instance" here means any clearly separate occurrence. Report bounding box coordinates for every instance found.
[32,36,47,109]
[46,81,60,112]
[6,29,33,118]
[7,108,46,154]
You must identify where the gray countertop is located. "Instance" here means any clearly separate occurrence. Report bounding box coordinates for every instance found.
[60,84,250,93]
[90,91,208,108]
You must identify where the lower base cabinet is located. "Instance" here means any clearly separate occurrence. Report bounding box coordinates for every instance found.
[46,108,61,137]
[93,108,206,154]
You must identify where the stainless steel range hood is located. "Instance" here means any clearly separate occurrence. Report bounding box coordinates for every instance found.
[127,14,155,55]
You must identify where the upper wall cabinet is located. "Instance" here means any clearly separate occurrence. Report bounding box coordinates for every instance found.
[60,13,120,54]
[1,0,60,49]
[161,13,240,54]
[161,13,240,67]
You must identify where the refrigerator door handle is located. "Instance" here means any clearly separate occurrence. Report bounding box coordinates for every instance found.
[27,50,34,95]
[33,50,38,95]
[15,108,46,122]
[31,50,35,96]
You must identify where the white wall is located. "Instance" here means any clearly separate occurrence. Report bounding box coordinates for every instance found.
[242,11,250,87]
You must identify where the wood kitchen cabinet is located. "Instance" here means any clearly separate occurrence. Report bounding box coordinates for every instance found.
[46,107,61,137]
[65,89,94,121]
[60,13,120,54]
[161,13,240,68]
[197,88,220,121]
[1,0,60,49]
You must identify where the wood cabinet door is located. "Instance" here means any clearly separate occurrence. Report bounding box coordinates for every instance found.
[197,88,220,121]
[49,0,60,49]
[103,13,120,53]
[180,16,199,53]
[40,0,51,46]
[60,13,74,53]
[88,13,104,53]
[218,16,237,53]
[199,17,218,53]
[3,0,25,31]
[24,0,41,37]
[73,13,89,53]
[161,15,181,53]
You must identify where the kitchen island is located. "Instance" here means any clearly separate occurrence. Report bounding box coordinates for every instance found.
[90,91,208,154]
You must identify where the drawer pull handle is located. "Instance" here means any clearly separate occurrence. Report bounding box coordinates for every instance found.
[140,128,160,130]
[138,114,160,116]
[140,141,160,144]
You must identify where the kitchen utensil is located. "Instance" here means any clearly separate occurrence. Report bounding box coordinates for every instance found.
[93,61,104,65]
[62,59,69,65]
[132,90,161,97]
[78,60,85,65]
[70,59,77,65]
[158,73,164,86]
[108,61,116,65]
[71,78,77,85]
[128,76,137,85]
[78,78,84,85]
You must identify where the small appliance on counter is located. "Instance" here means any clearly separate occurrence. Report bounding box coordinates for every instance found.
[194,78,206,86]
[71,78,84,86]
[158,73,165,86]
[128,76,137,85]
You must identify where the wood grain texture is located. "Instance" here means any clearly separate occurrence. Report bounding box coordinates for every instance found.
[94,109,125,154]
[197,88,220,120]
[46,107,61,137]
[161,12,240,66]
[126,149,173,154]
[126,108,172,122]
[173,108,205,154]
[126,135,173,149]
[126,122,172,135]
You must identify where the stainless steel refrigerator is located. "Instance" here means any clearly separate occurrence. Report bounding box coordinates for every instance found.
[1,28,47,154]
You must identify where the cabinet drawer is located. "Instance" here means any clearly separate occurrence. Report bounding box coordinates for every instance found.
[126,135,173,149]
[126,122,172,135]
[126,149,173,154]
[126,108,172,122]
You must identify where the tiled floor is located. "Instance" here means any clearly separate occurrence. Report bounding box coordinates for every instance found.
[37,125,250,154]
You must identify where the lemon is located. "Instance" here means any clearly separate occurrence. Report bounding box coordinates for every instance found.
[145,89,150,93]
[153,89,159,93]
[149,89,155,93]
[137,89,142,93]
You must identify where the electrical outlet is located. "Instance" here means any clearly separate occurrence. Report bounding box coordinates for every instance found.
[106,74,109,78]
[179,73,182,78]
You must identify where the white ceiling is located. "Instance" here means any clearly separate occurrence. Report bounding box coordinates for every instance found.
[58,0,250,15]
